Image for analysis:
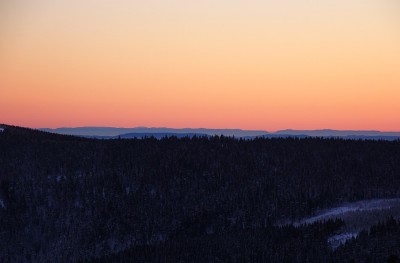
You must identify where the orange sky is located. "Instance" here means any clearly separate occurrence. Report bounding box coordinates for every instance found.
[1,0,399,131]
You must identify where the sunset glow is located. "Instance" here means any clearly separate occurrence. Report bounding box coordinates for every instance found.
[1,0,399,131]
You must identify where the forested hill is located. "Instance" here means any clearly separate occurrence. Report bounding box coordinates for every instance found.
[1,125,400,262]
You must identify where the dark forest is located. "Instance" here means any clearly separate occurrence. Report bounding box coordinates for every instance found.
[0,125,400,262]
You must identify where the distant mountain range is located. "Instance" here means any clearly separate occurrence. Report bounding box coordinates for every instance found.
[274,129,400,137]
[39,127,400,140]
[40,127,269,138]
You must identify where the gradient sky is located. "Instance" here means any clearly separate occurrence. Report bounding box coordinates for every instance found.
[1,0,399,131]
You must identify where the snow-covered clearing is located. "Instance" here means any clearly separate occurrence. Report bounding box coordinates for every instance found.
[278,199,400,250]
[295,199,400,226]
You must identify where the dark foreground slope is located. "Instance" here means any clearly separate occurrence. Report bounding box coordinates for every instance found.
[0,125,400,262]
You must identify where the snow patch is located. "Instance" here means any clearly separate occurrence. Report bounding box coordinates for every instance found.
[0,199,6,209]
[0,128,4,133]
[328,232,357,250]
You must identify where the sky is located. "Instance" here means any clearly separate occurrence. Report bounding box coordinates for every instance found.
[1,0,399,131]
